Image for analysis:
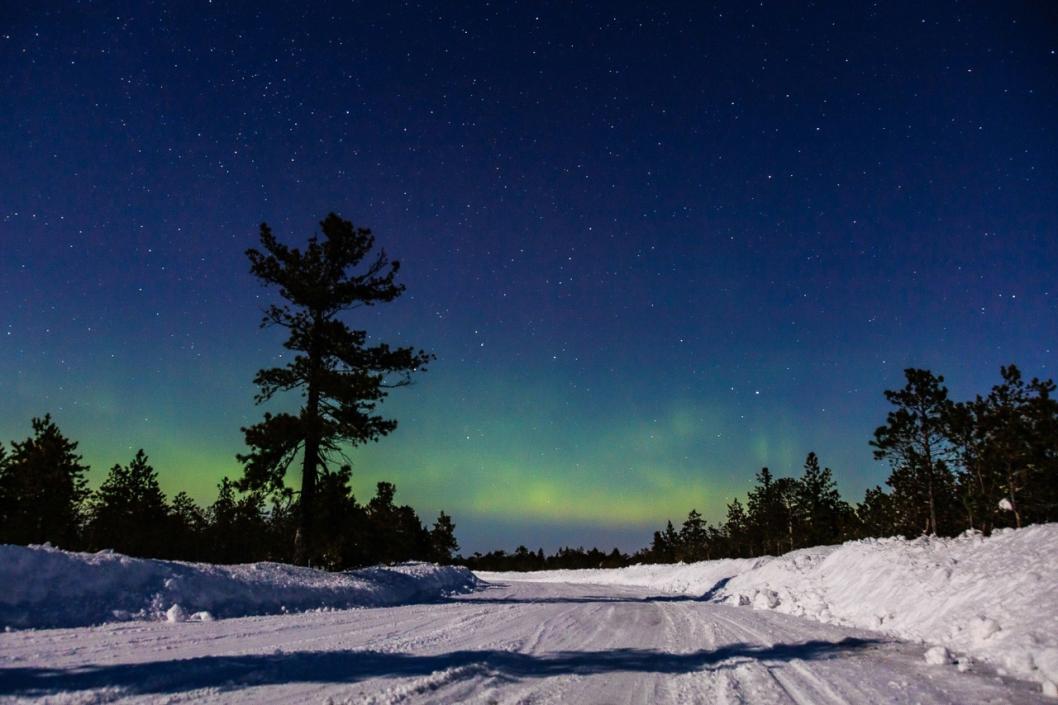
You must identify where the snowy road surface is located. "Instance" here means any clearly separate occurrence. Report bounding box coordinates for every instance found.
[0,580,1047,704]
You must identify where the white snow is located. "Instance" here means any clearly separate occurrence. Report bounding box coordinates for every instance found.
[1,526,1055,701]
[165,603,188,623]
[483,523,1058,689]
[925,645,953,665]
[0,580,1047,704]
[0,544,479,629]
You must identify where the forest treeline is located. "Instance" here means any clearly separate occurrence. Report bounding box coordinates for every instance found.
[462,364,1058,571]
[2,364,1056,571]
[0,421,457,569]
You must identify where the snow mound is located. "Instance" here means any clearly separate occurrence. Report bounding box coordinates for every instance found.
[0,544,480,629]
[483,523,1058,688]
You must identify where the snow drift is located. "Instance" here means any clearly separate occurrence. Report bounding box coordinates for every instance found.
[0,544,480,630]
[483,523,1058,690]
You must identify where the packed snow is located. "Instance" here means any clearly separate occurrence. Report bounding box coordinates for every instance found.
[482,523,1058,692]
[0,544,479,629]
[0,580,1047,704]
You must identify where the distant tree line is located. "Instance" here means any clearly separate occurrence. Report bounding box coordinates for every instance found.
[3,364,1055,571]
[464,364,1058,571]
[460,545,631,572]
[0,416,458,568]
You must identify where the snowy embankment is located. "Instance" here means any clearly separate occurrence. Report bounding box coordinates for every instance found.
[0,544,480,630]
[482,523,1058,691]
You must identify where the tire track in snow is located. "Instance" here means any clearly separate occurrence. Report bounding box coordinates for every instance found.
[0,581,1051,705]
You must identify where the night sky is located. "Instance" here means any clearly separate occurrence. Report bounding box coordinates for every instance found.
[2,2,1056,554]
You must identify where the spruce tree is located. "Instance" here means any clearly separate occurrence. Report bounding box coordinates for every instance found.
[0,415,89,547]
[238,214,433,564]
[678,509,708,561]
[795,452,848,546]
[723,498,749,557]
[169,491,209,560]
[87,449,170,557]
[429,511,459,564]
[747,467,783,555]
[208,477,268,563]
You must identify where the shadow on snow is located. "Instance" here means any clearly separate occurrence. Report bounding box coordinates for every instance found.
[446,577,731,605]
[0,637,882,696]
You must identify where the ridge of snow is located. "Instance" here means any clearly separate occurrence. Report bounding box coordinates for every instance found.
[482,523,1058,689]
[0,544,480,630]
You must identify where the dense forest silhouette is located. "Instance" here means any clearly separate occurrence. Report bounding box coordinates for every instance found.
[1,364,1055,571]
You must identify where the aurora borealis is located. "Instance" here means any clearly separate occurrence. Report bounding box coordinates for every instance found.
[2,3,1056,553]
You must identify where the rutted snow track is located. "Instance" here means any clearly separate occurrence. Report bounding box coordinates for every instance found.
[0,580,1047,704]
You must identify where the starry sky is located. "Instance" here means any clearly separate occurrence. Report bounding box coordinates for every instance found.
[2,2,1056,554]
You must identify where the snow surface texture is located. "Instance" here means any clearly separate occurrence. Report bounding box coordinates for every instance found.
[0,544,479,629]
[0,581,1047,704]
[482,523,1058,691]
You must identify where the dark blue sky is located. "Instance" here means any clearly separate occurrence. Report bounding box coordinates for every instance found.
[2,2,1056,553]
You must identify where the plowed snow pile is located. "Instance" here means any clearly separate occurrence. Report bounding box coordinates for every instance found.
[0,544,480,629]
[483,523,1058,690]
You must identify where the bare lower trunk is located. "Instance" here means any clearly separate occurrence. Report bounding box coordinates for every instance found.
[295,314,324,566]
[927,474,938,535]
[295,427,320,565]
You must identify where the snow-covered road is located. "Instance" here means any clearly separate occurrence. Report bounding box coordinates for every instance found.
[0,579,1047,704]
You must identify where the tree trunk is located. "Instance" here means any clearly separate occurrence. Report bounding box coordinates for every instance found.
[927,474,938,535]
[296,313,324,565]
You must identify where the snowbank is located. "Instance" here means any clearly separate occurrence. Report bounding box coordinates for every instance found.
[478,556,765,596]
[483,523,1058,689]
[0,544,480,630]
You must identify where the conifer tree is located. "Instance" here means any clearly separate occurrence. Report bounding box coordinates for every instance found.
[0,415,88,547]
[87,449,170,556]
[429,511,459,564]
[952,366,1058,529]
[678,509,708,561]
[365,481,432,564]
[209,477,269,563]
[795,452,849,546]
[169,491,209,560]
[747,467,784,554]
[774,476,800,552]
[238,214,433,564]
[856,486,896,537]
[871,369,959,535]
[724,498,750,557]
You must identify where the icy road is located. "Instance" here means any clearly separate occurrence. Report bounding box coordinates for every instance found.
[0,580,1047,705]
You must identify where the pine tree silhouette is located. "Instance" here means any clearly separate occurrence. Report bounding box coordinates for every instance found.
[238,214,433,564]
[87,449,170,557]
[429,511,459,564]
[871,369,960,536]
[0,415,88,548]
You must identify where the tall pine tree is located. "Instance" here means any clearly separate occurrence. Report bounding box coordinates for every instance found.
[238,214,433,564]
